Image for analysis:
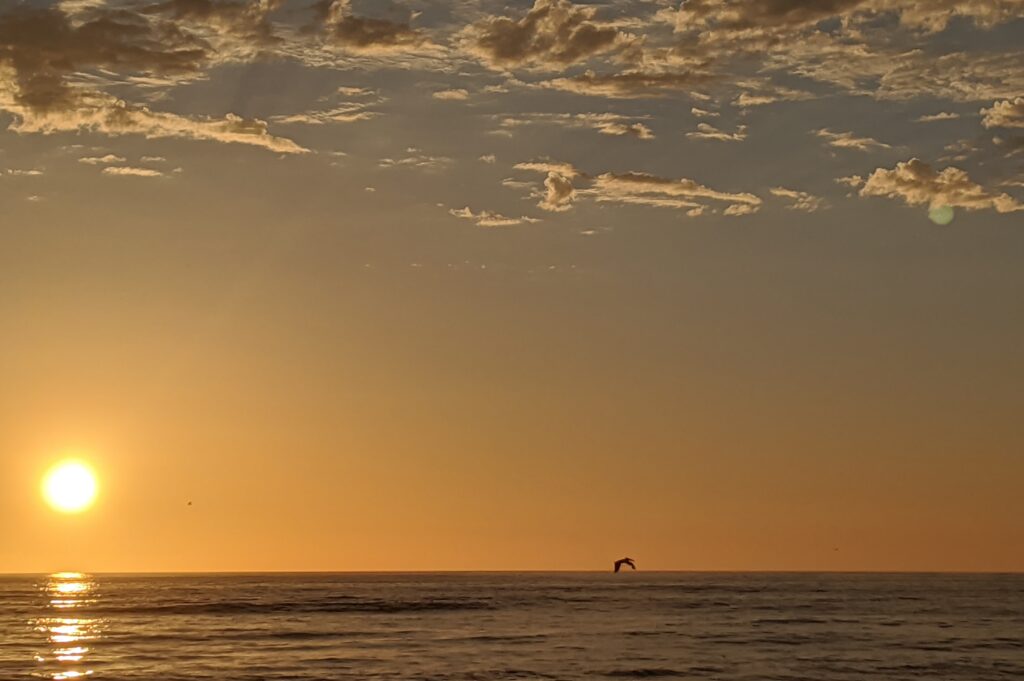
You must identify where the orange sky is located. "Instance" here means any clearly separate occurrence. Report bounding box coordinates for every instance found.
[2,259,1022,572]
[2,0,1024,573]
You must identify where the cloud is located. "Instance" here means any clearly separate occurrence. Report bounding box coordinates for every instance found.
[0,5,306,154]
[770,187,828,212]
[981,97,1024,128]
[316,0,431,54]
[915,112,961,122]
[661,2,1024,105]
[512,161,761,215]
[691,107,719,118]
[991,134,1024,157]
[668,1,1024,51]
[379,151,452,171]
[479,154,496,163]
[79,154,127,164]
[335,86,373,97]
[0,5,207,112]
[143,0,284,49]
[686,122,747,142]
[501,177,535,191]
[449,206,540,227]
[723,203,759,216]
[273,85,382,125]
[102,166,164,177]
[859,158,1023,213]
[539,171,576,212]
[588,171,761,215]
[541,69,711,99]
[814,128,892,152]
[433,88,469,100]
[4,90,307,154]
[939,138,980,163]
[733,87,815,108]
[272,104,377,124]
[499,112,654,139]
[462,0,636,70]
[514,160,580,178]
[6,168,43,176]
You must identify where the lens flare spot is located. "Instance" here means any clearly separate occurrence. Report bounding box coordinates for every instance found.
[928,205,955,225]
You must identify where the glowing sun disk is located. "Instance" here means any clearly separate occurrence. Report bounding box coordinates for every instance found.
[42,461,99,514]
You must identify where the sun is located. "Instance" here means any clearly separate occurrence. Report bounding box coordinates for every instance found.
[42,460,99,514]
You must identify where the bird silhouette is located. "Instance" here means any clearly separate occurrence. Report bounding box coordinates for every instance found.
[614,557,636,573]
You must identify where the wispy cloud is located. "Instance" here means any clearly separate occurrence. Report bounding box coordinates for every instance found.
[686,122,747,142]
[79,154,127,165]
[915,112,960,123]
[379,150,452,171]
[102,166,164,178]
[449,206,540,227]
[770,187,828,212]
[814,128,892,152]
[499,113,653,140]
[433,89,469,100]
[691,107,719,118]
[272,105,377,125]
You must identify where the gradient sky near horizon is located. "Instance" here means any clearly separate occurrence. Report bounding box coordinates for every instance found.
[1,0,1023,573]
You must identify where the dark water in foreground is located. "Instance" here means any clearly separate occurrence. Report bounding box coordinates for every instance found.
[1,572,1022,680]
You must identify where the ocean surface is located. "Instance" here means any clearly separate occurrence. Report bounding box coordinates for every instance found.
[1,572,1022,680]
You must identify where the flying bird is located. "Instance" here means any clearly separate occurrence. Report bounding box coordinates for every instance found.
[614,557,636,573]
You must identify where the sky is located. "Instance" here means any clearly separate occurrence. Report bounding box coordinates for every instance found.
[1,0,1023,573]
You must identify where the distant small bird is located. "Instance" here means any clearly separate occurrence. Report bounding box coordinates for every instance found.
[614,557,636,573]
[187,501,192,506]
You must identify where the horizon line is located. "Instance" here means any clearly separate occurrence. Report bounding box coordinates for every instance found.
[3,569,1023,577]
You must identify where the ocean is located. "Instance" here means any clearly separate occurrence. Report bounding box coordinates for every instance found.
[1,572,1021,680]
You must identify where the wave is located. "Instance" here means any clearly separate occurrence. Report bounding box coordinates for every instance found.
[82,597,495,616]
[605,668,688,678]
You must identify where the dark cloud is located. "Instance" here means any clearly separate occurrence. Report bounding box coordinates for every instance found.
[0,3,307,151]
[0,5,206,111]
[462,0,636,70]
[313,0,429,53]
[143,0,283,45]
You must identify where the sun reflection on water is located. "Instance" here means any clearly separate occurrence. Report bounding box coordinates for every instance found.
[34,573,102,680]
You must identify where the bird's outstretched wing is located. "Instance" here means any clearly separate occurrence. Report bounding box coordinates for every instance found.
[614,560,623,573]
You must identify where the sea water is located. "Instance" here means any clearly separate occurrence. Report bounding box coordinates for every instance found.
[1,572,1022,679]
